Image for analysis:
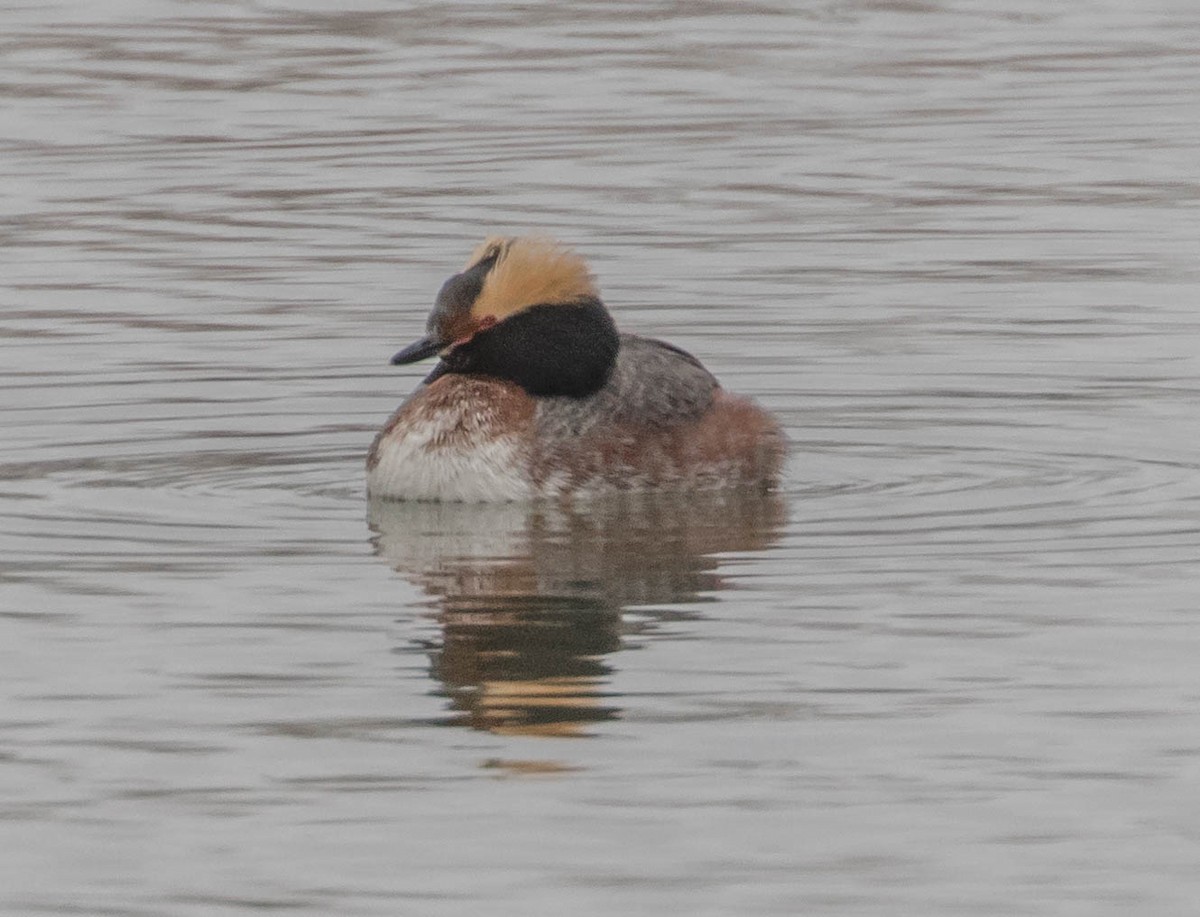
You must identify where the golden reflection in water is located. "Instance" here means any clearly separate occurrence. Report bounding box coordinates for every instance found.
[369,491,786,737]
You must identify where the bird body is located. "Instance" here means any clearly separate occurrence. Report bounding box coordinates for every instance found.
[367,238,784,501]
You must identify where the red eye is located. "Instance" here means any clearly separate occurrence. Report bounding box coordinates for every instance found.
[450,314,498,349]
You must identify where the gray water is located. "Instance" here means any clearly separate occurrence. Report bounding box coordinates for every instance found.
[3,1,1200,914]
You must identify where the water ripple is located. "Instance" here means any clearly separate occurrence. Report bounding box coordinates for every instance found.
[4,2,1200,916]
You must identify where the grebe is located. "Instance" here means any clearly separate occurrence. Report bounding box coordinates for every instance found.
[367,237,784,501]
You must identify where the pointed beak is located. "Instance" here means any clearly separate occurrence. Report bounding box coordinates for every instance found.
[390,335,443,365]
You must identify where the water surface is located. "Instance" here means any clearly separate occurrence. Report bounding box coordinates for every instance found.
[3,1,1200,915]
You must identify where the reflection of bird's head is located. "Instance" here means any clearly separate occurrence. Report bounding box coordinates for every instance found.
[369,493,789,737]
[389,237,619,398]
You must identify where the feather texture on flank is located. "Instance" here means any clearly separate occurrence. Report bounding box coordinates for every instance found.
[367,377,535,502]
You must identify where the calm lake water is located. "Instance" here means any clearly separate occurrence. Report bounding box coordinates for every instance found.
[3,1,1200,914]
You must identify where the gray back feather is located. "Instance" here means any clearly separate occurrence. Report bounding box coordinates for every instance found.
[535,333,717,439]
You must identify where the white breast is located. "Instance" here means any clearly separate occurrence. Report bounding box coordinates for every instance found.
[366,414,532,502]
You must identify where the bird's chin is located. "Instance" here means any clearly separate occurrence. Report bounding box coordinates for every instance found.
[421,361,452,386]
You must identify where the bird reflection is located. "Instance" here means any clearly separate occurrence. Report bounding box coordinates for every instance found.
[369,491,785,737]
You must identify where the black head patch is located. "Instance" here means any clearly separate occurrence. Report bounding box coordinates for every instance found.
[443,297,619,398]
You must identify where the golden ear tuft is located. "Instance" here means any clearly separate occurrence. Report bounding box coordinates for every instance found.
[463,236,512,271]
[469,237,598,321]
